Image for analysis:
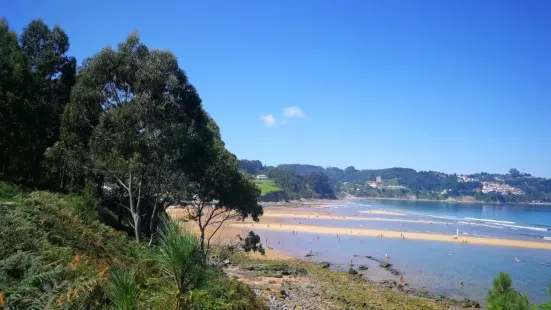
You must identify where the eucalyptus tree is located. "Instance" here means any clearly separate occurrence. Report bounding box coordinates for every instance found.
[0,19,75,185]
[57,34,213,242]
[184,142,262,259]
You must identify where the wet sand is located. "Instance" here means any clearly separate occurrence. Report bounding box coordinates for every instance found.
[232,222,551,250]
[359,210,406,216]
[262,211,446,224]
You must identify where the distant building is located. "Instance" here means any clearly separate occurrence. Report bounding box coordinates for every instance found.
[376,176,382,183]
[255,174,268,180]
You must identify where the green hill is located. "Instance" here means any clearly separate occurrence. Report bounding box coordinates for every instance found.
[253,179,282,196]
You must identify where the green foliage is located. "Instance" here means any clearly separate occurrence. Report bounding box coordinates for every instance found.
[0,19,75,186]
[0,180,27,200]
[253,179,281,195]
[265,166,336,199]
[0,186,264,309]
[238,231,265,255]
[156,218,203,302]
[184,143,262,257]
[487,272,533,310]
[238,159,264,175]
[107,269,140,310]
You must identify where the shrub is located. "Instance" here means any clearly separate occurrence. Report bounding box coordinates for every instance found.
[107,269,140,310]
[238,231,265,255]
[487,272,532,310]
[156,218,203,307]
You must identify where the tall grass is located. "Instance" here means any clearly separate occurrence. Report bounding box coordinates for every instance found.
[107,269,140,310]
[156,218,203,308]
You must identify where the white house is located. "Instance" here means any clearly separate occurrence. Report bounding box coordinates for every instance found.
[255,174,268,180]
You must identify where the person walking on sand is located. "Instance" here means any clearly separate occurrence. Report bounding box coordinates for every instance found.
[400,275,404,282]
[385,253,390,262]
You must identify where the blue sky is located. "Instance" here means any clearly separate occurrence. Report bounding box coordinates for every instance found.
[5,0,551,177]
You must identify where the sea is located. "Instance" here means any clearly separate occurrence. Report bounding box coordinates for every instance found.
[254,199,551,305]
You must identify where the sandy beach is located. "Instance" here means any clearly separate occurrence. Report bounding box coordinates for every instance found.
[232,222,551,250]
[169,206,551,252]
[262,210,447,224]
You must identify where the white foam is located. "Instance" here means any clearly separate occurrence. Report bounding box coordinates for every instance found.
[419,214,461,221]
[492,223,548,232]
[354,203,372,207]
[457,221,504,229]
[464,217,515,225]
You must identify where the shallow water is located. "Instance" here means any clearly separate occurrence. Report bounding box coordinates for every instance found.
[255,199,551,305]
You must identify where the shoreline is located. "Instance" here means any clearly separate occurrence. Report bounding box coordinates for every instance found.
[261,212,448,224]
[232,222,551,250]
[169,206,551,251]
[343,196,551,206]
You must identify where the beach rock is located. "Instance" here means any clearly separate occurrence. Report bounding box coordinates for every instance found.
[319,261,331,268]
[460,298,480,308]
[358,265,368,271]
[388,268,400,276]
[246,264,263,271]
[348,268,358,275]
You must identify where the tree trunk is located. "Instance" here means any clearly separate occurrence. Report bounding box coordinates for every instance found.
[148,204,158,246]
[200,228,206,261]
[133,214,141,242]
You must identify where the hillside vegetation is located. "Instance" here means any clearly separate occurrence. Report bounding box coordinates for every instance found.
[270,164,551,203]
[253,180,282,196]
[239,161,336,200]
[0,183,264,309]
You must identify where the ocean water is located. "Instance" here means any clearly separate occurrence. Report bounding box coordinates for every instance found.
[255,199,551,305]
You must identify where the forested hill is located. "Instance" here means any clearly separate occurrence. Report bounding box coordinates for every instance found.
[239,161,336,200]
[242,161,551,203]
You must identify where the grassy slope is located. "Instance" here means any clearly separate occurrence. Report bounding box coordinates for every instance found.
[254,179,282,195]
[0,181,264,309]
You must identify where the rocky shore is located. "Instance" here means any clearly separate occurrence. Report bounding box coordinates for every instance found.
[224,254,479,310]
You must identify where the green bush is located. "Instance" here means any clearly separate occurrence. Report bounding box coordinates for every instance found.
[156,218,204,307]
[107,269,140,310]
[0,180,27,199]
[487,272,532,310]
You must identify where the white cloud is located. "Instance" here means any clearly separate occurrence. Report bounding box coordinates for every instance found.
[283,106,307,120]
[260,114,276,127]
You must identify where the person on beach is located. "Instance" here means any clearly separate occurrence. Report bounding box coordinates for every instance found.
[385,253,390,262]
[400,275,404,282]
